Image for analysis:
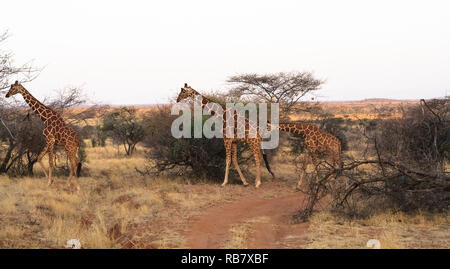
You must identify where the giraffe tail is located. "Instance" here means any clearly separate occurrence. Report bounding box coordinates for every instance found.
[262,152,276,179]
[76,162,82,178]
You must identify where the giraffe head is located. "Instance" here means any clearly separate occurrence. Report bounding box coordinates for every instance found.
[5,81,25,98]
[176,83,199,102]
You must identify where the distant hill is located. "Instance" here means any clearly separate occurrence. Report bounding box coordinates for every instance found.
[290,99,419,121]
[360,98,416,103]
[318,98,418,103]
[66,99,420,123]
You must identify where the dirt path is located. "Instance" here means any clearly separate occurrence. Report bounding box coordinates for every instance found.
[184,181,310,249]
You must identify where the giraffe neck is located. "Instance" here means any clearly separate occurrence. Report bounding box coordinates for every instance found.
[198,94,226,113]
[20,88,52,122]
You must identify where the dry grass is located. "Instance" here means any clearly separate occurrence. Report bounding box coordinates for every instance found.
[0,173,246,248]
[0,194,17,214]
[0,129,448,249]
[223,222,253,249]
[0,142,249,249]
[305,211,450,249]
[290,99,418,121]
[223,216,272,249]
[0,226,24,247]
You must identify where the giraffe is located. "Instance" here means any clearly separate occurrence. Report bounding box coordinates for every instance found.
[5,81,82,190]
[177,84,342,189]
[277,122,342,188]
[177,83,275,188]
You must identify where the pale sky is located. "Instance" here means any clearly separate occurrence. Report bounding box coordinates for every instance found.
[1,0,449,105]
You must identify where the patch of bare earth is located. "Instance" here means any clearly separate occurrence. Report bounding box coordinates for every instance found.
[183,180,310,249]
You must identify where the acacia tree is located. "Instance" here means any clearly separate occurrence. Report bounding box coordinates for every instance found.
[102,107,145,156]
[227,72,324,119]
[227,72,325,165]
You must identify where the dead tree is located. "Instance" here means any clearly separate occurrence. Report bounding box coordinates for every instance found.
[294,97,450,222]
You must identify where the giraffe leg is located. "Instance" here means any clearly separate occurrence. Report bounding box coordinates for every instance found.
[297,154,310,190]
[332,149,341,169]
[66,150,74,187]
[310,154,318,168]
[250,144,262,188]
[47,141,55,186]
[37,144,50,178]
[232,144,248,186]
[330,153,338,168]
[310,153,320,182]
[67,148,80,191]
[221,140,232,187]
[329,150,342,178]
[73,146,81,192]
